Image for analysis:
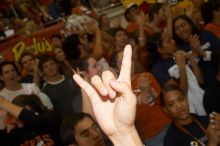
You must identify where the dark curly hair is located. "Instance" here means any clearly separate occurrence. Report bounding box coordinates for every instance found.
[172,15,201,44]
[0,61,20,76]
[62,34,81,61]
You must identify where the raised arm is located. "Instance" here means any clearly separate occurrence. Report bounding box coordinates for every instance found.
[174,51,188,94]
[86,21,103,60]
[136,12,147,48]
[32,58,41,87]
[73,45,143,146]
[187,54,204,84]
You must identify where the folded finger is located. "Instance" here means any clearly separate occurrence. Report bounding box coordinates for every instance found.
[110,80,136,105]
[102,71,116,98]
[91,75,108,96]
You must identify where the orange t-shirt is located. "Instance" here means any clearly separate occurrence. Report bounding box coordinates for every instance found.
[126,22,139,33]
[205,23,220,39]
[132,72,171,139]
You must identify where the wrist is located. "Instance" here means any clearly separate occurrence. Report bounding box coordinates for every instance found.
[109,126,143,146]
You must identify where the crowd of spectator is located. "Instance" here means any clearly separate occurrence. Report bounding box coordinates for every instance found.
[0,0,220,146]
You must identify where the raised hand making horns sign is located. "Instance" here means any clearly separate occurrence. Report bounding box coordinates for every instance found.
[73,44,143,146]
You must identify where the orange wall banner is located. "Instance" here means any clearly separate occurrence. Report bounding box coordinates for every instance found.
[0,23,64,62]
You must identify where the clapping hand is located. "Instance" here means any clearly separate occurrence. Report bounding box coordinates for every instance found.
[207,112,220,145]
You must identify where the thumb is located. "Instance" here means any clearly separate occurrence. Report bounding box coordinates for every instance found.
[110,80,136,105]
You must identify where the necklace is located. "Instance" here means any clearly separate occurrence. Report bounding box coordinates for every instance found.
[175,117,207,146]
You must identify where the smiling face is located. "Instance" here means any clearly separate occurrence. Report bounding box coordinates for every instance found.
[74,117,105,146]
[174,18,192,42]
[163,90,190,121]
[20,55,35,72]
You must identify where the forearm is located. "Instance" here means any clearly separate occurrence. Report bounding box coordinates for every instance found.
[179,66,188,94]
[138,24,146,48]
[190,58,204,84]
[0,98,23,119]
[92,28,103,60]
[109,126,143,146]
[166,6,173,39]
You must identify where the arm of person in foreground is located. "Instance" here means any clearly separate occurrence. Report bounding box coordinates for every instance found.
[73,45,143,146]
[0,109,11,145]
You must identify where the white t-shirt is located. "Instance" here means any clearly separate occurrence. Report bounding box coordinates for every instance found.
[0,83,53,110]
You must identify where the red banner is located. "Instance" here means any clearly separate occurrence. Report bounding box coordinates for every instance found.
[0,23,64,62]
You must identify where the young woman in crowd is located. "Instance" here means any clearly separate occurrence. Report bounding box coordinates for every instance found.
[152,30,206,115]
[172,15,220,89]
[161,84,220,146]
[53,47,73,77]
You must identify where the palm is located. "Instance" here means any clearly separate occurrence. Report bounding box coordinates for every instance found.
[92,82,135,136]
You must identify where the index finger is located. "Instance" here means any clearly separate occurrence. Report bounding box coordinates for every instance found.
[118,44,132,86]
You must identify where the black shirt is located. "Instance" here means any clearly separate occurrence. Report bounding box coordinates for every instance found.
[0,109,63,146]
[164,114,209,146]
